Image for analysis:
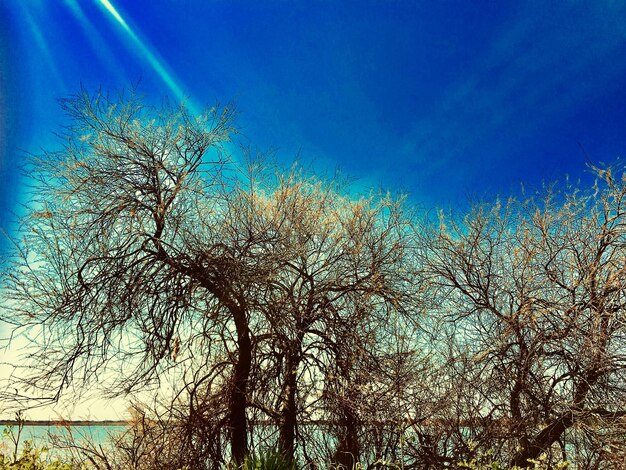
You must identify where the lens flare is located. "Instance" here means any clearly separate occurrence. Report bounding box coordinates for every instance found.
[64,0,125,81]
[95,0,198,113]
[18,3,65,91]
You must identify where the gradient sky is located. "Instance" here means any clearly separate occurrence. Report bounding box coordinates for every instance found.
[2,1,626,227]
[2,0,626,420]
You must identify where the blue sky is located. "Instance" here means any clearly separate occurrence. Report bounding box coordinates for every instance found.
[2,0,626,232]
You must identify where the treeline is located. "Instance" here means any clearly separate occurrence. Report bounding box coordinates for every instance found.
[3,90,626,469]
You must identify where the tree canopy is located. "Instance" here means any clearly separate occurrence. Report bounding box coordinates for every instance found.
[3,90,626,469]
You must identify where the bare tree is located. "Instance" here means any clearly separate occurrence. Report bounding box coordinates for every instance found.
[217,167,421,465]
[419,169,626,468]
[2,89,428,468]
[0,88,271,463]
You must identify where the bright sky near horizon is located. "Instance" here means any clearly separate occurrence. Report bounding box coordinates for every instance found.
[1,0,626,418]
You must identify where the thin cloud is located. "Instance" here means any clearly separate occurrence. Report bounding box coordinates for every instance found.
[400,3,626,181]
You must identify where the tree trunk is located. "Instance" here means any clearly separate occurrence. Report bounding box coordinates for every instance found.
[509,410,575,468]
[278,330,306,462]
[229,311,252,465]
[334,406,360,469]
[510,365,601,468]
[511,298,610,468]
[278,350,298,461]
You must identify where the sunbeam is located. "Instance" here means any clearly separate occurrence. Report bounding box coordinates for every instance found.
[64,0,125,82]
[95,0,198,113]
[18,3,65,91]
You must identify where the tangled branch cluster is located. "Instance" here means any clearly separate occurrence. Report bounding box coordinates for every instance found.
[3,91,626,469]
